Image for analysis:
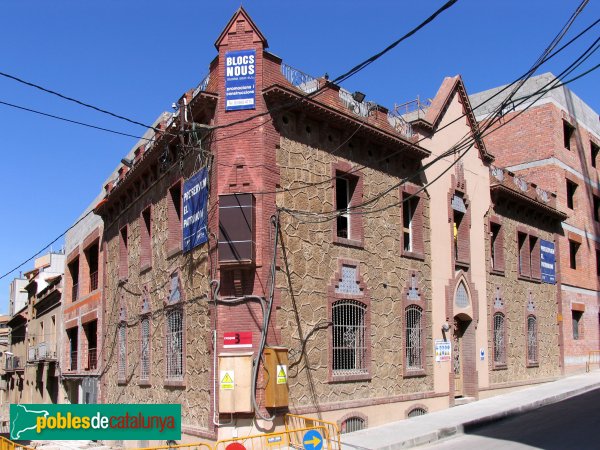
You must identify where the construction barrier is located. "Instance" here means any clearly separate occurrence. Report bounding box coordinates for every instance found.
[285,414,341,450]
[586,350,600,372]
[0,436,35,450]
[215,425,331,450]
[136,444,213,450]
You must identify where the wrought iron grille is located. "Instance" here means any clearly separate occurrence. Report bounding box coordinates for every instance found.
[455,282,469,308]
[90,271,98,291]
[281,63,319,94]
[407,407,427,418]
[493,313,506,365]
[341,417,365,434]
[88,347,97,370]
[406,305,423,370]
[166,308,184,380]
[118,324,126,380]
[193,73,211,97]
[332,300,367,376]
[527,316,538,364]
[140,318,150,381]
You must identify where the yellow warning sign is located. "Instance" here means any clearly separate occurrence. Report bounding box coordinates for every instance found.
[276,364,287,384]
[220,370,234,390]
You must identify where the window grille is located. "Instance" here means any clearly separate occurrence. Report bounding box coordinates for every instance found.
[527,316,537,364]
[336,266,361,295]
[166,308,184,380]
[118,324,126,381]
[407,407,427,418]
[341,416,365,434]
[140,318,150,381]
[405,305,423,370]
[455,282,469,308]
[332,300,367,375]
[493,313,506,365]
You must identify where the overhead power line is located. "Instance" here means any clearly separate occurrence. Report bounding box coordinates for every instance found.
[0,70,159,132]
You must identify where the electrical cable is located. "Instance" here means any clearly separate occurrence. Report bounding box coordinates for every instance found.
[0,70,160,132]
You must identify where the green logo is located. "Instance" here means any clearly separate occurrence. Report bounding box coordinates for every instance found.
[10,404,181,441]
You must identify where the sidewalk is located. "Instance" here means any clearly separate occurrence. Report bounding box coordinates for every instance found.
[341,371,600,449]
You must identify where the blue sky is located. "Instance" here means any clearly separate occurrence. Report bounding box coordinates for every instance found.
[0,0,598,312]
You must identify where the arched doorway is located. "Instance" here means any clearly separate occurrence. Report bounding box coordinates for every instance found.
[453,314,472,397]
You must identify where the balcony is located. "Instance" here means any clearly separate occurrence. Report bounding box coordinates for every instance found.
[72,283,79,301]
[5,355,22,371]
[87,348,97,370]
[70,351,78,371]
[27,346,37,362]
[281,62,320,94]
[37,342,57,361]
[90,271,99,292]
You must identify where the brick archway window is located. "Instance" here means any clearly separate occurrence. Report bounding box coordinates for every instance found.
[407,406,428,418]
[405,305,423,371]
[332,300,367,375]
[166,308,184,381]
[493,312,506,366]
[341,416,366,434]
[527,315,538,365]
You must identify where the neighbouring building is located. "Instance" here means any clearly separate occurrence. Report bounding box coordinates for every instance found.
[5,252,66,404]
[92,8,568,446]
[0,315,10,410]
[9,277,27,317]
[471,73,600,373]
[62,202,105,404]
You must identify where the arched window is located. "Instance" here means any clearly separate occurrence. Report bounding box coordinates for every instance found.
[332,300,367,375]
[493,313,506,366]
[166,308,184,381]
[455,281,469,308]
[527,315,538,364]
[405,305,423,370]
[140,317,150,381]
[341,416,366,434]
[407,407,428,418]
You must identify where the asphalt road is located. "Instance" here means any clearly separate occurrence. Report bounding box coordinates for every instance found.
[425,388,600,449]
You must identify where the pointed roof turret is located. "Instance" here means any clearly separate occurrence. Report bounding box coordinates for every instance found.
[214,6,268,50]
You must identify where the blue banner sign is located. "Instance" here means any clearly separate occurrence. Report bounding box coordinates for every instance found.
[182,168,208,252]
[540,239,556,284]
[225,49,256,111]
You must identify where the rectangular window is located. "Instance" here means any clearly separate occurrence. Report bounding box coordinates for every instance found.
[119,226,128,279]
[83,320,97,370]
[336,177,351,239]
[68,257,80,302]
[140,207,152,269]
[563,120,575,150]
[529,235,540,279]
[118,323,126,382]
[572,310,583,340]
[594,195,600,222]
[332,300,367,376]
[168,181,182,255]
[566,180,577,209]
[67,327,78,371]
[591,141,599,168]
[403,195,417,252]
[518,232,528,276]
[490,222,502,271]
[569,239,579,269]
[596,249,600,277]
[85,241,99,293]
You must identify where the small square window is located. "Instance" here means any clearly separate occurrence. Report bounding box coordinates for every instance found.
[566,180,577,210]
[569,239,579,269]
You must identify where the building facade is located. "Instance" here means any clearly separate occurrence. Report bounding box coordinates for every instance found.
[62,203,105,404]
[92,8,568,445]
[471,73,600,373]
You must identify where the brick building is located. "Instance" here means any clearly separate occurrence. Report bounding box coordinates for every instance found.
[471,73,600,373]
[92,8,568,445]
[62,203,105,404]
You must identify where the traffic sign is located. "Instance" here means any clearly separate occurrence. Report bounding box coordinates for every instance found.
[225,443,246,450]
[303,429,323,450]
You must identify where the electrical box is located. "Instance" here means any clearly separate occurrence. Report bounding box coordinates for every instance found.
[218,352,253,413]
[263,347,289,408]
